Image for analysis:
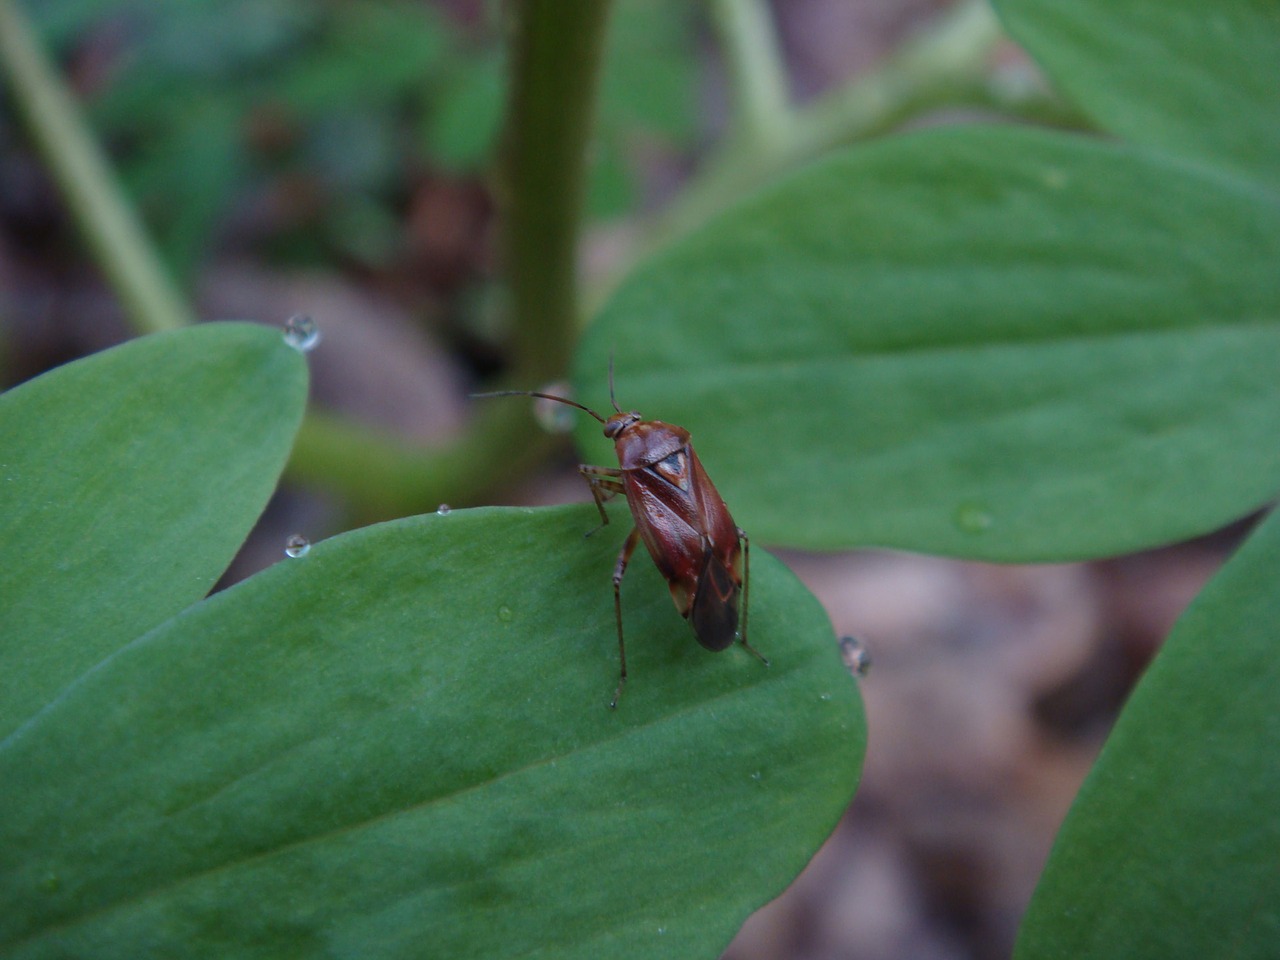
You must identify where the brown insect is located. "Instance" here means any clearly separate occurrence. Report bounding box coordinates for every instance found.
[476,369,769,707]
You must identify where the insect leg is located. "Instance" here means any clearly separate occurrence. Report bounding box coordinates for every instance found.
[736,527,770,667]
[579,464,624,534]
[609,526,641,709]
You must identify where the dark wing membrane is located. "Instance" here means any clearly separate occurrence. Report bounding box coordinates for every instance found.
[689,549,740,651]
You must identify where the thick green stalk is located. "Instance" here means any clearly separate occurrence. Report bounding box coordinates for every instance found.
[287,0,616,520]
[0,0,194,333]
[501,0,614,379]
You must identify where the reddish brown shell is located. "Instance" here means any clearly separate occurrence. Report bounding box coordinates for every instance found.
[614,422,743,651]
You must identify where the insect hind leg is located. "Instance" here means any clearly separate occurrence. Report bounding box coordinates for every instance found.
[737,527,770,667]
[609,526,641,709]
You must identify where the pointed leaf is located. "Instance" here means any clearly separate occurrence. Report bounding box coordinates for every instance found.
[0,506,864,959]
[1015,508,1280,959]
[579,127,1280,560]
[993,0,1280,193]
[0,322,308,740]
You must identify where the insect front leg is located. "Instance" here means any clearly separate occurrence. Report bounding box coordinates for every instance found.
[578,464,624,535]
[737,527,770,667]
[609,526,642,709]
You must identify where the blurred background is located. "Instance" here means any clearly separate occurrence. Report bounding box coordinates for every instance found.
[0,1,1246,957]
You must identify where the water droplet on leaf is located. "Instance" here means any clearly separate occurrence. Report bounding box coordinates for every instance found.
[436,504,451,516]
[839,636,871,677]
[282,314,320,352]
[284,534,311,558]
[1042,167,1068,189]
[954,502,994,534]
[498,605,514,622]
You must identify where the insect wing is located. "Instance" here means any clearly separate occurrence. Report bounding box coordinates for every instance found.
[689,548,740,650]
[685,447,744,650]
[622,456,703,591]
[686,447,740,566]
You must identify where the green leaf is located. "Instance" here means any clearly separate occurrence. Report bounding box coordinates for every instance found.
[275,3,445,115]
[588,0,698,218]
[599,0,697,143]
[423,51,504,171]
[579,126,1280,560]
[0,506,864,959]
[993,0,1280,193]
[124,96,244,280]
[1015,507,1280,959]
[0,322,308,742]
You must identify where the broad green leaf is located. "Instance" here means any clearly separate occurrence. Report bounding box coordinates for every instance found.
[0,322,308,741]
[578,126,1280,560]
[0,507,864,959]
[993,0,1280,193]
[1015,507,1280,959]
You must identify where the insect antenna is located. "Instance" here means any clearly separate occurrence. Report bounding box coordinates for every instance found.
[607,354,622,413]
[471,389,607,424]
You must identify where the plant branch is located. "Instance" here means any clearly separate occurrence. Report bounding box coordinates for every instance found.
[708,0,792,152]
[621,0,1014,275]
[289,0,616,521]
[286,407,557,521]
[0,0,194,333]
[501,0,615,380]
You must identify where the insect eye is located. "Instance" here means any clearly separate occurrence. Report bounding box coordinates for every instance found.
[603,413,639,438]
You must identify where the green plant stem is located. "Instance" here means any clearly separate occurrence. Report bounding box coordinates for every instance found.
[708,0,792,152]
[287,407,553,521]
[287,0,616,521]
[501,0,615,380]
[0,0,194,333]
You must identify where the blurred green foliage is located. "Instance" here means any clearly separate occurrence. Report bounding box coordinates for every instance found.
[17,0,698,278]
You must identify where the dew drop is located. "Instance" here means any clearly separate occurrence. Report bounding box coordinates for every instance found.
[284,533,311,558]
[954,502,994,534]
[839,635,872,677]
[498,605,514,622]
[750,771,762,782]
[41,873,60,894]
[282,313,320,352]
[436,503,452,516]
[532,381,578,434]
